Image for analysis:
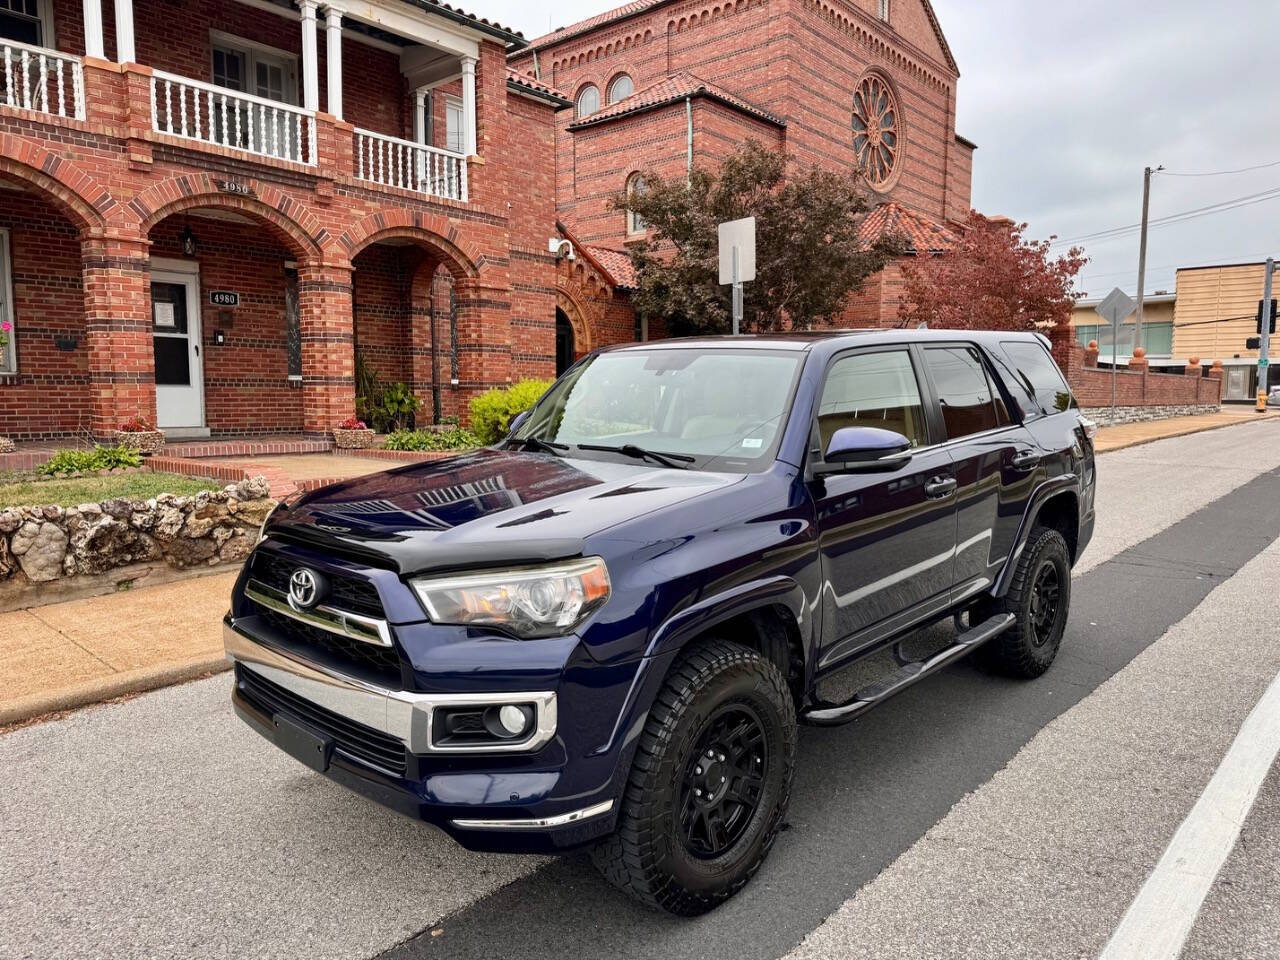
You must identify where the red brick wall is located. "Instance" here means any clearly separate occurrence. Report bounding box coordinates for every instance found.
[1062,344,1222,407]
[352,243,415,387]
[0,191,88,440]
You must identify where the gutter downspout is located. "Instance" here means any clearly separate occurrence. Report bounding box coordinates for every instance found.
[686,95,693,184]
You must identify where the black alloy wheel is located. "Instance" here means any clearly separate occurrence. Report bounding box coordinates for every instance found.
[1029,560,1062,648]
[678,704,768,859]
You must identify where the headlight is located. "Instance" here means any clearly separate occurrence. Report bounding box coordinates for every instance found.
[411,557,611,639]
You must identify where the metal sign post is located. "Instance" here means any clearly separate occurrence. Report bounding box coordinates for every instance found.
[1259,258,1274,412]
[719,217,756,335]
[1095,287,1137,424]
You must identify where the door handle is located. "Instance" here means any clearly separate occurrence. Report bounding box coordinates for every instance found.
[924,476,957,499]
[1011,450,1041,471]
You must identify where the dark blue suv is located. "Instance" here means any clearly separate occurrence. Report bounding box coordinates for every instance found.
[225,330,1095,914]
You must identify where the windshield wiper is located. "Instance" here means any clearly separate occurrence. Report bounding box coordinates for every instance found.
[517,436,569,456]
[576,443,695,470]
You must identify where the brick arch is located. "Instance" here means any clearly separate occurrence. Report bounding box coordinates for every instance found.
[130,175,324,258]
[0,134,116,233]
[556,286,595,356]
[335,213,480,280]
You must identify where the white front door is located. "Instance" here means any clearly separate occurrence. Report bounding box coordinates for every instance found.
[151,270,204,430]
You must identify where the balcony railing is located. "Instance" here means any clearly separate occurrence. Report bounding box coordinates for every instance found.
[354,128,468,202]
[150,70,316,165]
[0,39,84,120]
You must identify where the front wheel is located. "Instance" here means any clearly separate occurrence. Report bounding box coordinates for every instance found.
[591,638,796,915]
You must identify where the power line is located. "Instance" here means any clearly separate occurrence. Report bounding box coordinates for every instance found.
[1049,187,1280,247]
[1160,159,1280,178]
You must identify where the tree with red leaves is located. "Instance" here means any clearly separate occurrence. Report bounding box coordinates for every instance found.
[898,212,1087,331]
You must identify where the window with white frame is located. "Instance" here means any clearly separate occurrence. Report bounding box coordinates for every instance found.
[608,74,634,104]
[0,229,15,374]
[878,0,890,21]
[210,33,298,104]
[0,0,50,46]
[444,94,465,154]
[626,173,648,235]
[576,83,600,118]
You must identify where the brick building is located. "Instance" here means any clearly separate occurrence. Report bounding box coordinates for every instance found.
[508,0,975,367]
[0,0,570,441]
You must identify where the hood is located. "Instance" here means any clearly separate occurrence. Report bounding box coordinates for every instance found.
[266,448,744,575]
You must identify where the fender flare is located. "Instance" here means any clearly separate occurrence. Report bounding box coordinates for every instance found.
[992,475,1081,597]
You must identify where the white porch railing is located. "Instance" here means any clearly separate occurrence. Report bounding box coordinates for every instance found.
[0,39,84,121]
[150,70,316,165]
[354,128,468,202]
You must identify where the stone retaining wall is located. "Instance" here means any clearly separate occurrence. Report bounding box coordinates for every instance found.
[0,478,275,588]
[1081,403,1222,427]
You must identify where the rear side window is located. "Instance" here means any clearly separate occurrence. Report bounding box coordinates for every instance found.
[1000,341,1076,416]
[923,346,1008,440]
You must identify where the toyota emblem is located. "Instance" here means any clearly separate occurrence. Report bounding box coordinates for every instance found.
[288,568,323,609]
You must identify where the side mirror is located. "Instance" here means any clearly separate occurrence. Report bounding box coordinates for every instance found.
[817,427,913,474]
[507,410,531,437]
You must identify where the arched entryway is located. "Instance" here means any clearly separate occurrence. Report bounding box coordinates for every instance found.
[555,308,576,375]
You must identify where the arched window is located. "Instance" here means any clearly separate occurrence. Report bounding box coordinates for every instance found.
[626,173,648,235]
[852,72,901,190]
[576,83,600,118]
[608,74,634,104]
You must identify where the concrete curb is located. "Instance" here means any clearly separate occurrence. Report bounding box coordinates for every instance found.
[0,655,231,727]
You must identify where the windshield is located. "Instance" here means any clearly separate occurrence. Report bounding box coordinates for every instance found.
[511,347,805,472]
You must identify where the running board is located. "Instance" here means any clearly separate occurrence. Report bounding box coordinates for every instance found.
[800,613,1016,727]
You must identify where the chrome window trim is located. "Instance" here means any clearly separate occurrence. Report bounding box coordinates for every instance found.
[451,799,614,830]
[245,578,393,648]
[225,619,558,755]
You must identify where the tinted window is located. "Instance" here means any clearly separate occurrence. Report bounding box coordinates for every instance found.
[817,350,928,449]
[1001,341,1075,415]
[924,346,1004,440]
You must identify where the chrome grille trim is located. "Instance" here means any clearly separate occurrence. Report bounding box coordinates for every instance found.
[245,578,393,648]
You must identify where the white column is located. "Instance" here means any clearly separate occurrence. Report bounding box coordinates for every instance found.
[299,0,319,113]
[81,0,104,59]
[460,55,477,157]
[324,6,342,119]
[113,0,135,62]
[413,88,427,186]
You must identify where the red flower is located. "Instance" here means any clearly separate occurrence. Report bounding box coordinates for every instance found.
[339,417,368,430]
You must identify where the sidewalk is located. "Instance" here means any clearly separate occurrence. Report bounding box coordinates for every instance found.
[1093,407,1276,453]
[3,408,1275,728]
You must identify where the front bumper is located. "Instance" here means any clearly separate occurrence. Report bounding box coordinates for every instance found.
[224,616,619,853]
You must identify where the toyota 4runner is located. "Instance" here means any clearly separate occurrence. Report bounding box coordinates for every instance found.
[225,330,1095,915]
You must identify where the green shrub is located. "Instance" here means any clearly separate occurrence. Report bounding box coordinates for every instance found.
[355,352,421,432]
[383,426,480,452]
[469,379,553,445]
[39,444,143,477]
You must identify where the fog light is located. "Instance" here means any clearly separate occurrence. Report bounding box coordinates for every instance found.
[483,704,533,740]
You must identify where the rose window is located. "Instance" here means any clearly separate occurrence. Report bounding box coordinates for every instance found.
[852,74,900,188]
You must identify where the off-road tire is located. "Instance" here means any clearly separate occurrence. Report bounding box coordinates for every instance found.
[591,638,797,915]
[981,526,1071,678]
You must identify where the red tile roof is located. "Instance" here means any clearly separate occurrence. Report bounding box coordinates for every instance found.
[506,69,572,106]
[858,202,959,254]
[524,0,668,52]
[586,247,637,288]
[568,72,783,130]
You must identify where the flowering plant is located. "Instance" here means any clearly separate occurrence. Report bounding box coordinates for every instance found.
[339,416,368,430]
[119,415,153,432]
[0,319,11,350]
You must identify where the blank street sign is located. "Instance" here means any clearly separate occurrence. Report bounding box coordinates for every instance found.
[719,217,756,285]
[1095,287,1136,327]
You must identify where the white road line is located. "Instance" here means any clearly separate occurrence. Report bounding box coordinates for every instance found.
[1099,664,1280,960]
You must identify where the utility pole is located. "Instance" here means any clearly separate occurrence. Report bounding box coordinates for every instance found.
[1260,257,1275,412]
[1134,164,1163,354]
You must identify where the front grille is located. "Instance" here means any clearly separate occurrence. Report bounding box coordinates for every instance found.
[236,663,407,776]
[251,551,384,619]
[258,609,402,685]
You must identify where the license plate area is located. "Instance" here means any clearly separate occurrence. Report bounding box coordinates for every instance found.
[273,713,334,772]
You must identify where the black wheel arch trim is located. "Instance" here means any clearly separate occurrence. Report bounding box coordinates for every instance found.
[992,474,1081,598]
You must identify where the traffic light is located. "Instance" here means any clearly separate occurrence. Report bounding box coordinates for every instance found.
[1258,298,1278,335]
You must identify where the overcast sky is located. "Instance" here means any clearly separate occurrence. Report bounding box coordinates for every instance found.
[486,0,1280,298]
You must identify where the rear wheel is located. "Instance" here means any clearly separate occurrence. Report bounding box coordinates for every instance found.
[981,526,1071,678]
[591,638,796,915]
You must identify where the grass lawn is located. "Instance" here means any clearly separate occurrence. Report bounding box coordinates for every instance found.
[0,472,221,509]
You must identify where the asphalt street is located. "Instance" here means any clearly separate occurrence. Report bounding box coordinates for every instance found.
[3,418,1280,960]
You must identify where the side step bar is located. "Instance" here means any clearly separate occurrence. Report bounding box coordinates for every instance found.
[800,613,1016,727]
